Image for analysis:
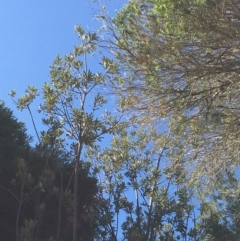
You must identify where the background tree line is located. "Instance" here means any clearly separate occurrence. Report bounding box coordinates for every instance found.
[1,0,240,240]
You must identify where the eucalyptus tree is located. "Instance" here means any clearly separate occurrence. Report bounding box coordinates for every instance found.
[99,0,240,191]
[11,25,119,241]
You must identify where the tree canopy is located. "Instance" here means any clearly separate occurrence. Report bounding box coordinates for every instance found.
[100,0,240,189]
[3,0,240,240]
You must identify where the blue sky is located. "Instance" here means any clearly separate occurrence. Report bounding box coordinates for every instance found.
[0,0,126,138]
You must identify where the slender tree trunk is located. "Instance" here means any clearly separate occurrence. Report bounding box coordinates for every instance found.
[16,182,25,241]
[56,160,63,241]
[146,148,166,240]
[56,196,62,241]
[34,193,42,241]
[73,141,82,241]
[73,157,78,241]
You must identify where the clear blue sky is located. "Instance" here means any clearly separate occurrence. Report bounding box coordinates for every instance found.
[0,0,126,138]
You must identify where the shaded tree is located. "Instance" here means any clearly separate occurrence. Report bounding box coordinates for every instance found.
[0,104,100,241]
[0,101,31,241]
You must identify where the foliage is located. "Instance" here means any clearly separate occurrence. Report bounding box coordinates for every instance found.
[86,126,196,241]
[0,101,31,180]
[3,0,240,239]
[100,0,240,190]
[0,101,100,241]
[194,179,240,241]
[0,101,31,241]
[10,25,119,241]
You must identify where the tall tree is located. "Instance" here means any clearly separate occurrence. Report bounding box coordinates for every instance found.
[11,25,119,241]
[99,0,240,191]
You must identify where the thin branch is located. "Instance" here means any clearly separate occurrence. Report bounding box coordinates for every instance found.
[27,105,41,144]
[0,184,20,202]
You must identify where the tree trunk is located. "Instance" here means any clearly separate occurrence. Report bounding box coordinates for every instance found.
[16,182,24,241]
[73,142,82,241]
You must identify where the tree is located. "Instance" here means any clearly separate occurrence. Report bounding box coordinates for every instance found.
[0,101,31,241]
[99,0,240,191]
[0,100,100,241]
[11,25,119,241]
[86,124,198,241]
[193,176,240,241]
[0,100,31,181]
[17,143,99,241]
[8,1,240,239]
